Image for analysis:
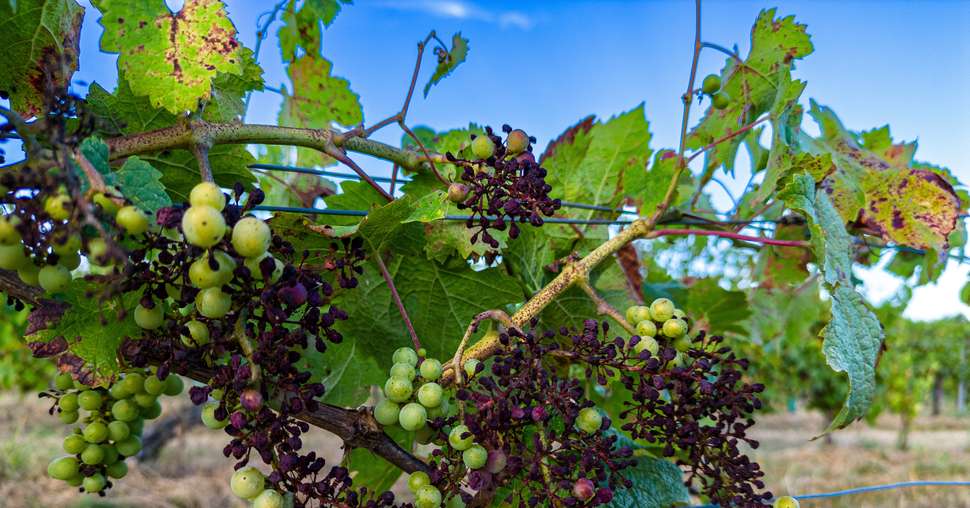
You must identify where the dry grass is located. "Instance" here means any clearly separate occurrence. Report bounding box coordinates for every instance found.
[1,394,970,507]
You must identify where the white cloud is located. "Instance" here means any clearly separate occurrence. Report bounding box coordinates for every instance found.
[377,0,534,30]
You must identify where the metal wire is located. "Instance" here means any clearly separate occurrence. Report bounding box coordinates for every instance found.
[690,480,970,507]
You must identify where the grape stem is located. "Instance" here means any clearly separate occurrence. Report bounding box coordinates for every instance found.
[447,310,515,391]
[577,279,636,334]
[374,252,422,351]
[190,143,215,183]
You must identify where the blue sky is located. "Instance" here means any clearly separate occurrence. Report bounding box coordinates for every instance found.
[65,0,970,319]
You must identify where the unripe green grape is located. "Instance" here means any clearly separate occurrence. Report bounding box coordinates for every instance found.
[106,460,128,479]
[93,192,120,216]
[163,375,184,396]
[83,422,109,443]
[407,471,430,492]
[244,253,283,283]
[389,362,416,381]
[59,392,79,412]
[54,372,74,391]
[81,444,105,464]
[672,308,687,319]
[134,303,165,330]
[662,318,688,338]
[17,264,39,286]
[108,420,130,442]
[52,234,81,255]
[471,134,496,159]
[78,390,103,411]
[63,434,87,455]
[201,402,228,429]
[384,376,413,403]
[144,375,166,395]
[419,358,442,380]
[414,485,442,508]
[392,347,418,366]
[195,287,231,318]
[230,466,265,500]
[417,382,443,408]
[373,399,400,426]
[58,251,81,270]
[231,217,272,258]
[462,444,487,470]
[182,205,227,248]
[115,436,142,457]
[141,400,163,420]
[134,392,158,409]
[505,129,530,155]
[576,407,603,434]
[129,418,145,436]
[121,372,146,395]
[38,265,71,293]
[398,402,427,431]
[701,74,721,94]
[44,194,71,221]
[109,381,131,400]
[116,205,151,235]
[712,92,730,110]
[649,298,675,322]
[449,425,474,451]
[182,319,211,347]
[112,399,139,422]
[253,489,285,508]
[189,182,226,211]
[447,183,468,203]
[189,250,236,288]
[86,238,109,265]
[635,319,657,338]
[101,444,120,465]
[426,397,450,419]
[633,336,660,356]
[463,358,481,378]
[82,473,107,493]
[417,348,427,358]
[0,244,27,270]
[47,456,79,481]
[65,474,83,487]
[0,215,20,245]
[773,496,800,508]
[625,305,651,325]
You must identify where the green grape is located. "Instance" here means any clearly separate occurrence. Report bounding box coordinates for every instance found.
[47,456,79,481]
[426,397,450,419]
[189,182,226,211]
[712,92,730,109]
[0,215,20,245]
[392,347,419,366]
[81,444,105,465]
[701,74,721,94]
[773,496,800,508]
[102,444,120,465]
[447,183,468,203]
[65,475,83,487]
[129,418,145,436]
[59,392,79,411]
[384,377,413,403]
[576,407,603,434]
[108,420,130,442]
[140,400,163,420]
[407,471,430,492]
[144,375,166,395]
[63,434,87,454]
[230,466,265,500]
[244,253,283,282]
[17,264,39,286]
[134,303,165,330]
[78,390,103,411]
[182,205,227,248]
[633,336,660,356]
[672,308,686,319]
[106,460,128,479]
[0,244,27,270]
[82,473,107,493]
[112,399,140,422]
[211,389,225,401]
[463,444,487,470]
[662,318,688,338]
[419,358,442,380]
[373,399,400,426]
[231,216,272,258]
[163,375,184,396]
[448,425,474,451]
[505,129,530,155]
[92,192,120,216]
[201,402,228,429]
[83,422,109,443]
[463,358,481,378]
[189,250,236,288]
[625,305,651,325]
[121,372,146,395]
[109,381,131,400]
[38,265,71,293]
[414,485,442,508]
[86,238,110,265]
[389,362,416,381]
[648,298,675,322]
[417,382,443,408]
[58,251,81,270]
[635,319,657,337]
[133,393,158,408]
[115,436,142,457]
[398,402,427,431]
[54,372,74,391]
[44,194,71,221]
[58,410,79,424]
[116,205,151,235]
[471,134,496,159]
[52,234,81,256]
[417,348,427,358]
[182,319,211,347]
[195,287,231,318]
[253,490,285,508]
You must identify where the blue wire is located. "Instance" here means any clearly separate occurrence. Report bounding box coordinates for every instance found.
[689,480,970,507]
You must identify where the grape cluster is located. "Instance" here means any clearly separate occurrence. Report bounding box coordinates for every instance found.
[44,369,183,495]
[700,74,730,110]
[447,126,561,250]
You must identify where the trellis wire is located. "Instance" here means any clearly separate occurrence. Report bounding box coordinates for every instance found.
[689,480,970,507]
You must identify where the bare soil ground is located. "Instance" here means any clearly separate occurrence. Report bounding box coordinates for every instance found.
[1,394,970,507]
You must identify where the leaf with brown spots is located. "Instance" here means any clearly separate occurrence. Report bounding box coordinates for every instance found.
[91,0,246,114]
[0,0,83,117]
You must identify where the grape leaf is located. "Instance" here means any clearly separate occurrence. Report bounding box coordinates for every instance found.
[0,0,83,117]
[779,172,884,431]
[278,0,350,62]
[503,226,556,294]
[607,455,689,508]
[138,145,255,202]
[91,0,246,114]
[682,278,751,336]
[630,150,678,217]
[115,156,172,212]
[754,222,812,288]
[403,190,448,223]
[298,337,383,407]
[423,33,468,97]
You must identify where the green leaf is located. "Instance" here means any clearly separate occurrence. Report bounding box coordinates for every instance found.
[503,226,556,294]
[78,137,116,192]
[683,278,751,336]
[779,172,884,431]
[299,337,383,407]
[278,0,350,62]
[323,180,387,226]
[631,150,678,217]
[139,145,255,202]
[423,33,468,97]
[403,190,448,223]
[607,455,690,508]
[91,0,247,114]
[115,156,172,212]
[0,0,83,117]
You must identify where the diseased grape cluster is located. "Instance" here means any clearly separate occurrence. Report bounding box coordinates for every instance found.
[44,369,183,495]
[446,126,562,250]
